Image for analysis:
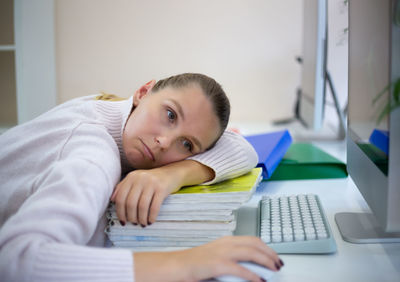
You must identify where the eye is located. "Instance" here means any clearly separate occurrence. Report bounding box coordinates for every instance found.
[182,139,193,153]
[167,109,176,122]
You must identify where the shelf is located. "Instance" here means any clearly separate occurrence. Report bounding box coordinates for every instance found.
[0,0,57,126]
[0,0,14,45]
[0,51,17,127]
[0,0,17,128]
[0,45,15,51]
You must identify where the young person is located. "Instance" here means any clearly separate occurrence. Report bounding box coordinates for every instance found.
[0,73,283,282]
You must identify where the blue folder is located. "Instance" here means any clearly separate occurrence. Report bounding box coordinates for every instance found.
[369,129,389,155]
[245,130,293,179]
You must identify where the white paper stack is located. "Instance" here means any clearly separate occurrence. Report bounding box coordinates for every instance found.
[105,167,262,251]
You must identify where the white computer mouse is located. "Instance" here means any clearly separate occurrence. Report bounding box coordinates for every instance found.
[215,261,275,282]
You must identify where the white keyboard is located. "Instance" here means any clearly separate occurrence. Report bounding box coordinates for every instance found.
[258,194,337,254]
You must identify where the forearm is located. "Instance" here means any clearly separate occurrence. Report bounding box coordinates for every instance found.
[133,236,283,282]
[189,130,258,184]
[133,251,185,282]
[160,159,215,190]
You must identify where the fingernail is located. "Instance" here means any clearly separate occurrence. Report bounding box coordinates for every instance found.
[275,262,281,270]
[141,224,146,228]
[148,222,152,225]
[132,223,137,226]
[261,279,267,282]
[119,220,125,226]
[279,259,284,266]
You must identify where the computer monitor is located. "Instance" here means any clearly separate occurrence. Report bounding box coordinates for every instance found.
[276,0,347,140]
[335,0,400,243]
[298,0,327,131]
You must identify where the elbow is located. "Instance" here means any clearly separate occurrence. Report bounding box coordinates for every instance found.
[232,131,259,169]
[0,246,27,282]
[0,235,43,282]
[246,141,259,169]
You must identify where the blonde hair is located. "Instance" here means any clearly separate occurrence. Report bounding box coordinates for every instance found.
[95,92,127,101]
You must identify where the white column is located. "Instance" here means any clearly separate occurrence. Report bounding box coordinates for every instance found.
[14,0,57,124]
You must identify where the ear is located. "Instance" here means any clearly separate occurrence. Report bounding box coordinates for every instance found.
[133,79,156,106]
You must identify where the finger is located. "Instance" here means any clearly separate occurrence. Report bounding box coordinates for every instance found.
[215,261,262,282]
[227,236,281,268]
[225,244,280,272]
[249,248,281,272]
[148,192,167,224]
[111,181,123,201]
[125,183,145,225]
[113,181,133,224]
[136,187,155,226]
[215,237,281,271]
[246,236,281,267]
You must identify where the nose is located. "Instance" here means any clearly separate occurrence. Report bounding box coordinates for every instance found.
[155,135,172,150]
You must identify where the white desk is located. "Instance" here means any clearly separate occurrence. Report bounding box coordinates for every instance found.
[238,141,400,282]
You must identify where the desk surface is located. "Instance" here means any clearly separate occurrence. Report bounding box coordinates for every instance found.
[242,141,400,282]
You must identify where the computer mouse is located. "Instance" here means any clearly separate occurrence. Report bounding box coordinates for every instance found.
[215,261,275,282]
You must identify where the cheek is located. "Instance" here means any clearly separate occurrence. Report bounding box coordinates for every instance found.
[125,112,157,137]
[157,149,190,166]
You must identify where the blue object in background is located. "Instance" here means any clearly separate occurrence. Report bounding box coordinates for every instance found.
[245,130,293,179]
[369,129,389,155]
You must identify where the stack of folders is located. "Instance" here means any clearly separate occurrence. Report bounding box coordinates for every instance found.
[105,167,263,251]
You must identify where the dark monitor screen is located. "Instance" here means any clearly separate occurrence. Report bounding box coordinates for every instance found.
[347,0,391,175]
[335,0,400,243]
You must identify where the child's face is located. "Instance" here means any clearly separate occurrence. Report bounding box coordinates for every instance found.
[122,81,221,169]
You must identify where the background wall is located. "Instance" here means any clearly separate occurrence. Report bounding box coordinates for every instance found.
[55,0,348,127]
[55,0,303,124]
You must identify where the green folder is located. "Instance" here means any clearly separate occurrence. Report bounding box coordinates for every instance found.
[268,143,348,180]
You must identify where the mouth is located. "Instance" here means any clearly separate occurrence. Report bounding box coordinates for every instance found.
[140,139,155,162]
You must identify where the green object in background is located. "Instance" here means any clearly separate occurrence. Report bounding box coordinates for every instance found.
[268,143,348,181]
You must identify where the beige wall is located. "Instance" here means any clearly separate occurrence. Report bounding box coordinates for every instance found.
[55,0,348,126]
[55,0,303,124]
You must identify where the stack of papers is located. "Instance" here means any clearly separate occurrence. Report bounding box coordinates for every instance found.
[105,167,262,251]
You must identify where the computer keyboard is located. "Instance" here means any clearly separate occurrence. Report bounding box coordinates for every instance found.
[258,194,337,254]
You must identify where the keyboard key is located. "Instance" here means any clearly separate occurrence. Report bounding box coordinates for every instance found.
[258,194,337,254]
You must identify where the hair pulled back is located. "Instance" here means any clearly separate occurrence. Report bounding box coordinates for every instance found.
[152,73,230,135]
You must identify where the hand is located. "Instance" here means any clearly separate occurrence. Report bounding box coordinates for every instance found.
[133,236,283,282]
[111,160,214,226]
[110,167,181,226]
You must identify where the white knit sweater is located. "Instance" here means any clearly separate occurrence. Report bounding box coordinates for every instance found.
[0,95,257,282]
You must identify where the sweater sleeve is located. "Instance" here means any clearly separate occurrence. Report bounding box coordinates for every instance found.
[0,126,135,282]
[188,130,258,185]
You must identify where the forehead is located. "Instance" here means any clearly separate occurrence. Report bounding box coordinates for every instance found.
[152,85,221,150]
